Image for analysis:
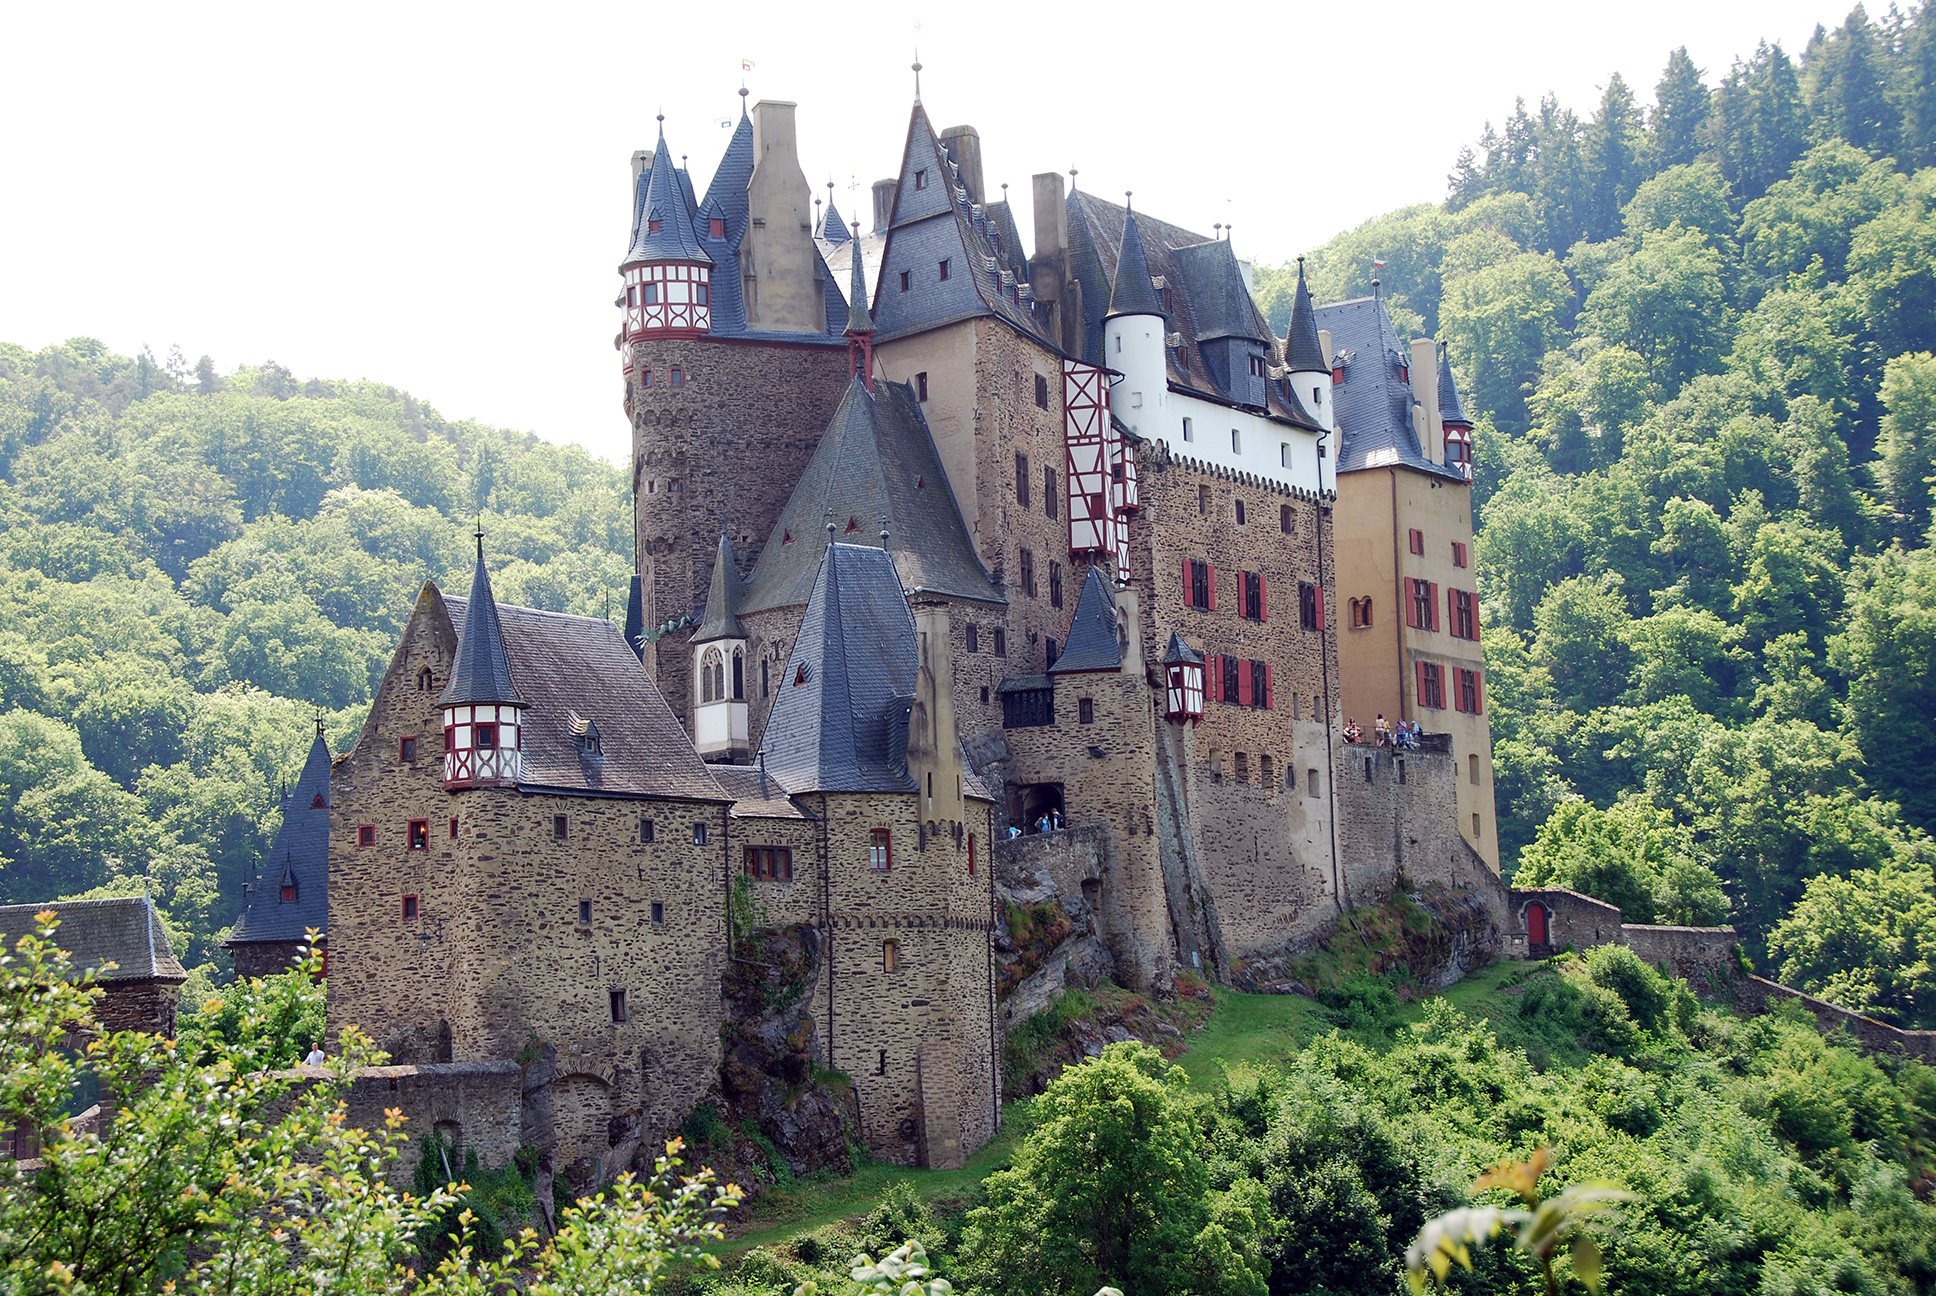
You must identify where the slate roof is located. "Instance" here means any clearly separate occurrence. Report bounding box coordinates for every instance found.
[761,544,920,795]
[869,102,1054,346]
[1315,295,1468,482]
[1162,630,1205,666]
[441,541,523,707]
[845,229,875,335]
[821,202,850,244]
[693,533,746,643]
[1050,567,1125,675]
[1065,190,1322,431]
[625,125,712,265]
[0,896,185,983]
[712,764,817,820]
[1284,260,1327,374]
[443,593,729,803]
[623,574,646,661]
[1438,349,1471,426]
[739,376,1002,614]
[1107,206,1166,320]
[227,728,332,948]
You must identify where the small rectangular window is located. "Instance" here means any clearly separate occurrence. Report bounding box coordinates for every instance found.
[1016,453,1030,506]
[579,899,592,924]
[966,625,980,654]
[1049,561,1064,609]
[1307,768,1320,797]
[916,371,928,401]
[1470,753,1480,785]
[1079,697,1095,725]
[408,820,428,851]
[1181,416,1194,442]
[402,894,419,920]
[882,940,899,972]
[1473,813,1482,837]
[1045,468,1058,519]
[1452,541,1468,568]
[399,736,417,763]
[670,367,684,387]
[641,369,653,387]
[692,822,708,846]
[1280,443,1291,468]
[651,901,665,924]
[899,269,912,293]
[553,814,568,840]
[640,818,655,843]
[281,882,296,903]
[1409,528,1425,555]
[939,258,950,281]
[1034,374,1049,409]
[869,828,892,870]
[1280,504,1294,534]
[449,816,459,839]
[610,989,628,1024]
[914,168,928,190]
[709,217,726,238]
[1235,500,1246,526]
[1231,428,1242,453]
[993,627,1007,657]
[357,824,376,848]
[1198,484,1210,515]
[1020,548,1036,598]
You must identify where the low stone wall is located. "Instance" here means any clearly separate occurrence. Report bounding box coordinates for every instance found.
[1619,924,1737,982]
[1509,887,1623,958]
[285,1061,524,1182]
[994,825,1108,918]
[1734,976,1936,1063]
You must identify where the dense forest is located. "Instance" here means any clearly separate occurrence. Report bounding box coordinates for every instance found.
[0,342,635,991]
[1253,4,1936,1030]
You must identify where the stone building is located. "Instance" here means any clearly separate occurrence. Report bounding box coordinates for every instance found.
[227,724,332,977]
[0,896,187,1036]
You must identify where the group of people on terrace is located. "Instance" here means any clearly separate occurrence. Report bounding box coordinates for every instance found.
[1342,714,1422,749]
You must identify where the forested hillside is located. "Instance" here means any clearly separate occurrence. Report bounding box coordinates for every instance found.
[0,342,633,983]
[1252,4,1936,1029]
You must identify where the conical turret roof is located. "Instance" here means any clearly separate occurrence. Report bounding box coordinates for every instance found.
[845,237,874,335]
[1438,347,1471,427]
[440,536,523,707]
[692,533,747,643]
[822,202,850,244]
[622,574,645,661]
[1161,630,1205,666]
[1050,567,1124,674]
[1285,258,1327,373]
[624,123,712,266]
[1106,206,1165,320]
[226,725,332,948]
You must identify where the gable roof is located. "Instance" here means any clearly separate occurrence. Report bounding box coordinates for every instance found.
[227,728,332,947]
[624,124,712,265]
[712,764,817,820]
[761,543,920,795]
[739,376,1002,614]
[693,533,747,643]
[869,102,1055,347]
[1050,567,1125,674]
[440,540,523,707]
[821,202,850,244]
[0,896,185,983]
[441,592,728,802]
[1315,295,1468,482]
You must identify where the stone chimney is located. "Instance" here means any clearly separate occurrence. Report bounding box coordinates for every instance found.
[1317,328,1333,369]
[938,125,984,204]
[1030,171,1071,352]
[1410,336,1441,462]
[872,178,896,234]
[631,149,654,190]
[745,100,822,333]
[907,604,965,826]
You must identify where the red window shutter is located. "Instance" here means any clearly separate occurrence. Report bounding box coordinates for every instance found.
[1447,587,1457,637]
[1428,582,1441,632]
[1474,670,1484,715]
[1238,661,1253,707]
[1258,573,1268,622]
[1416,660,1426,708]
[1315,586,1323,630]
[1183,558,1192,606]
[1264,663,1274,710]
[1405,580,1418,629]
[1207,565,1217,611]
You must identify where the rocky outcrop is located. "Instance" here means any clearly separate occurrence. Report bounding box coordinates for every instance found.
[1230,884,1504,995]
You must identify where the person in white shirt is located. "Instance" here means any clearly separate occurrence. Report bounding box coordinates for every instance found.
[303,1043,325,1067]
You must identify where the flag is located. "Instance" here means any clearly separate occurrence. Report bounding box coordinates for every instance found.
[1372,256,1387,268]
[741,58,755,70]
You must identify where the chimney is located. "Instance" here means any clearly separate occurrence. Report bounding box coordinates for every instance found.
[907,605,964,822]
[1410,336,1441,462]
[631,149,654,189]
[872,178,896,233]
[1030,171,1070,348]
[1317,328,1333,369]
[938,125,984,204]
[745,101,821,333]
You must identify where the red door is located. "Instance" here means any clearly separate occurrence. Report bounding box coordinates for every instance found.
[1527,903,1549,946]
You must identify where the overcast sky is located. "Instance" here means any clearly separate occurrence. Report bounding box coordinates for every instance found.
[3,0,1846,465]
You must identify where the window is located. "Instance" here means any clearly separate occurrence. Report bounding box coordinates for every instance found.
[475,723,497,749]
[914,168,928,190]
[1078,697,1095,725]
[696,283,710,306]
[744,847,794,880]
[993,627,1007,657]
[408,820,429,851]
[732,650,743,700]
[1049,561,1064,609]
[882,940,899,972]
[1182,416,1194,442]
[709,217,726,238]
[579,899,592,924]
[1452,541,1468,568]
[641,369,653,387]
[1034,374,1049,409]
[643,283,660,304]
[899,269,912,293]
[1281,504,1293,534]
[416,667,434,692]
[1408,579,1440,631]
[1451,589,1476,640]
[357,825,376,848]
[980,685,990,704]
[692,822,708,846]
[938,258,950,281]
[553,814,568,840]
[1408,528,1425,555]
[449,816,459,839]
[1455,667,1484,714]
[647,218,661,233]
[1250,659,1270,708]
[1299,582,1323,631]
[1418,661,1446,709]
[650,901,665,924]
[1221,655,1241,703]
[281,881,297,903]
[1235,500,1246,526]
[1308,767,1320,797]
[1234,751,1249,782]
[1473,813,1482,837]
[1240,571,1265,621]
[640,818,655,843]
[1280,442,1291,468]
[1260,754,1274,788]
[1198,485,1210,515]
[1046,637,1059,667]
[610,989,628,1024]
[1019,548,1036,598]
[968,833,976,875]
[875,1049,888,1075]
[1045,468,1057,519]
[402,894,419,921]
[1015,453,1030,506]
[1231,428,1242,453]
[794,663,810,685]
[916,371,928,401]
[869,829,892,870]
[1185,559,1213,610]
[1351,597,1374,628]
[966,625,979,654]
[670,366,684,387]
[1249,354,1267,377]
[1001,684,1054,728]
[700,646,724,703]
[1469,753,1480,785]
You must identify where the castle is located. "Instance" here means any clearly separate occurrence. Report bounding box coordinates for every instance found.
[275,84,1502,1181]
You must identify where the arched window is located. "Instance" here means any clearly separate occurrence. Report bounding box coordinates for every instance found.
[700,647,723,703]
[417,667,434,692]
[731,649,744,700]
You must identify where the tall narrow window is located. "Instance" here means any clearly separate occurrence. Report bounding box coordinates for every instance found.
[1299,582,1322,631]
[1280,504,1293,534]
[966,625,980,653]
[553,814,568,840]
[899,270,912,293]
[579,899,592,924]
[916,371,929,401]
[1231,428,1242,453]
[408,820,428,851]
[402,894,419,920]
[1182,416,1194,442]
[968,833,976,875]
[650,901,664,924]
[449,816,459,839]
[1418,661,1445,709]
[882,940,899,972]
[610,989,628,1023]
[1078,697,1095,724]
[914,169,928,190]
[1186,560,1213,610]
[1049,562,1064,609]
[1015,453,1030,506]
[1034,374,1049,408]
[938,258,951,281]
[993,627,1007,657]
[869,829,892,870]
[1235,500,1246,526]
[1452,541,1468,568]
[692,822,708,846]
[1409,528,1425,555]
[1019,548,1036,598]
[1280,443,1292,468]
[1452,589,1476,640]
[1045,468,1057,519]
[1198,485,1210,515]
[640,818,655,843]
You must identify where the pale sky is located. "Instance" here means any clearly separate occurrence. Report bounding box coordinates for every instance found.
[2,0,1846,466]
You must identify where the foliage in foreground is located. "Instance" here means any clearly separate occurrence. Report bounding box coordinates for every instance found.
[0,915,740,1293]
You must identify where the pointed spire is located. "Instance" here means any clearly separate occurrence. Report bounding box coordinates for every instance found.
[1285,256,1327,374]
[1050,568,1125,674]
[1437,345,1471,427]
[622,574,645,661]
[692,532,747,643]
[846,245,874,337]
[822,200,851,244]
[1162,629,1205,666]
[624,120,712,266]
[440,532,523,707]
[1106,198,1165,320]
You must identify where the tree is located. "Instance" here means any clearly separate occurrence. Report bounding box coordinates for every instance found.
[1513,797,1726,924]
[1739,140,1902,282]
[1439,252,1573,436]
[960,1042,1268,1296]
[1578,225,1730,393]
[1805,6,1901,161]
[1622,163,1736,245]
[1768,859,1936,1028]
[1584,74,1648,244]
[1531,573,1633,714]
[192,354,223,394]
[1874,350,1936,542]
[1708,41,1808,201]
[1832,543,1936,831]
[1847,170,1936,362]
[1651,48,1712,169]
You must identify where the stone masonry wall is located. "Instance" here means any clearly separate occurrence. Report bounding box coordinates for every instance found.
[94,979,182,1038]
[337,1062,524,1182]
[1507,886,1627,957]
[1335,742,1508,937]
[1733,976,1936,1062]
[1620,924,1739,982]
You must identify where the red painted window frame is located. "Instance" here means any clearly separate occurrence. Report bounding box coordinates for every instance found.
[401,894,419,921]
[1409,528,1424,555]
[407,820,429,851]
[357,824,376,848]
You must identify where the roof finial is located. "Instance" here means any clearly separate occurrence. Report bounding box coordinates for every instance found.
[314,706,325,736]
[475,517,485,561]
[912,50,923,102]
[1124,190,1133,210]
[1372,278,1382,298]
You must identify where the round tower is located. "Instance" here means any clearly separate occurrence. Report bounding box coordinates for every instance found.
[441,535,524,789]
[1102,198,1170,441]
[619,120,714,345]
[1283,257,1334,436]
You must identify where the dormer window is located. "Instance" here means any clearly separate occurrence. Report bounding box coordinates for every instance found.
[648,219,662,233]
[475,723,497,748]
[1249,355,1267,377]
[914,169,928,190]
[939,258,950,281]
[900,270,912,293]
[281,882,297,903]
[709,217,726,238]
[794,663,811,686]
